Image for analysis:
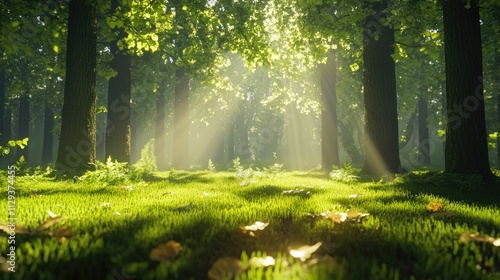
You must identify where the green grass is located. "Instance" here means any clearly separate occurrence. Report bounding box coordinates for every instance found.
[1,170,500,279]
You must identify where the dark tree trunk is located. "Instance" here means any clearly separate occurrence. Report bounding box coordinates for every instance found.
[442,0,493,180]
[0,68,5,145]
[17,95,29,161]
[227,119,235,163]
[338,120,363,166]
[105,0,131,163]
[320,48,339,172]
[418,97,431,166]
[235,106,250,162]
[210,119,225,166]
[155,91,167,170]
[497,94,500,168]
[361,3,402,175]
[399,108,416,150]
[42,104,54,164]
[173,67,189,169]
[3,109,11,146]
[56,0,97,173]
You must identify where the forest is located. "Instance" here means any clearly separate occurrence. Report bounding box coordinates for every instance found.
[0,0,500,279]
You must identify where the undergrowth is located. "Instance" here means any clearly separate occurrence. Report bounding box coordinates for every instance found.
[0,170,499,279]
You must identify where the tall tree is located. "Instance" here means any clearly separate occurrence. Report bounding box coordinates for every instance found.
[0,67,5,145]
[320,48,339,172]
[418,97,431,166]
[17,94,29,160]
[155,89,167,170]
[105,0,132,163]
[56,0,97,173]
[42,104,54,164]
[361,1,403,175]
[442,0,493,180]
[173,66,189,169]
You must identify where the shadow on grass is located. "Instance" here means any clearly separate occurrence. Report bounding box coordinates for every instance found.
[166,171,214,184]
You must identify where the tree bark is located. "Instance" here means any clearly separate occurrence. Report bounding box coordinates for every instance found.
[155,90,167,170]
[418,97,431,166]
[17,95,29,161]
[320,48,340,173]
[442,0,493,180]
[105,0,131,163]
[361,3,403,175]
[42,104,54,164]
[0,68,5,145]
[2,109,11,146]
[227,119,235,163]
[235,106,250,162]
[173,67,189,169]
[56,0,97,173]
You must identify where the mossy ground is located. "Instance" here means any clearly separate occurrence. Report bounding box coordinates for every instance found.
[1,170,499,279]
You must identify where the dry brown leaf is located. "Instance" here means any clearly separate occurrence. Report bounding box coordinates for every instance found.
[207,257,244,280]
[35,216,63,232]
[327,213,347,224]
[426,201,443,212]
[460,232,500,246]
[149,240,182,262]
[244,220,269,231]
[0,223,31,235]
[289,242,322,261]
[48,226,72,238]
[47,210,58,218]
[249,256,275,268]
[177,202,194,211]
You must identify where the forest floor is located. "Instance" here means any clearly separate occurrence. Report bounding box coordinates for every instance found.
[1,169,500,279]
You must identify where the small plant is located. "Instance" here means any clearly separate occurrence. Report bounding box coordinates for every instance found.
[207,159,216,172]
[82,157,140,185]
[264,163,283,176]
[132,139,157,178]
[330,163,360,184]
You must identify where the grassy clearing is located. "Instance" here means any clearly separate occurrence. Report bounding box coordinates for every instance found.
[1,170,500,279]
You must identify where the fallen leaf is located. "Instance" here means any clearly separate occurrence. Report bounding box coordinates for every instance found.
[47,210,58,218]
[149,240,182,262]
[163,191,175,195]
[114,212,121,216]
[36,216,63,232]
[48,226,72,240]
[100,202,112,207]
[203,192,209,196]
[327,212,347,224]
[249,256,275,267]
[208,257,244,280]
[427,201,442,212]
[430,211,455,218]
[460,232,500,247]
[305,211,331,219]
[177,202,194,211]
[282,188,310,195]
[243,220,269,231]
[125,185,133,191]
[0,223,30,235]
[348,194,362,198]
[289,242,322,261]
[239,181,248,186]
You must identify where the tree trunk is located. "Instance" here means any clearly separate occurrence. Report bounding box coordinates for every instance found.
[418,97,431,166]
[361,3,403,175]
[235,106,250,162]
[227,119,235,163]
[105,0,131,163]
[442,0,493,180]
[173,67,189,169]
[338,120,363,166]
[0,68,5,145]
[210,118,225,167]
[17,95,29,161]
[155,90,167,170]
[497,94,500,168]
[56,0,97,173]
[42,104,54,164]
[320,48,340,172]
[3,109,11,146]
